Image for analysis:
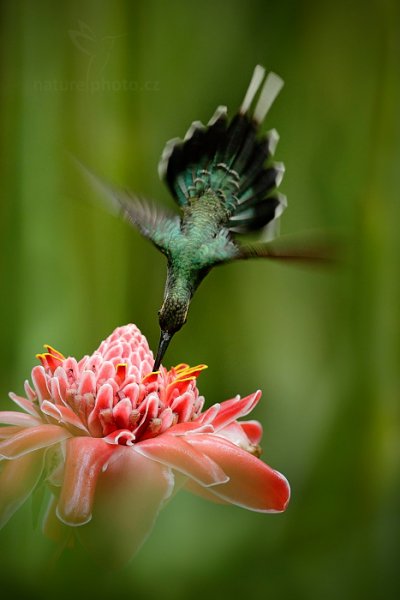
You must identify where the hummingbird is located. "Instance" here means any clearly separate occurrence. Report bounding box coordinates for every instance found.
[82,65,331,370]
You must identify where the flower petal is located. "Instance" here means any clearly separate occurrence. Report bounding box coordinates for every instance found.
[239,420,263,445]
[8,392,40,417]
[167,421,214,436]
[135,434,229,487]
[41,400,88,432]
[0,449,44,528]
[0,425,71,459]
[216,421,258,451]
[103,429,135,446]
[0,426,23,440]
[31,366,50,404]
[56,437,117,526]
[186,434,290,512]
[77,447,174,567]
[0,411,41,427]
[211,391,261,432]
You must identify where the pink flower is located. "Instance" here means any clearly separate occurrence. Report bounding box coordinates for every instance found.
[0,324,289,565]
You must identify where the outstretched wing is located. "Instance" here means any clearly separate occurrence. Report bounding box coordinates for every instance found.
[76,160,181,256]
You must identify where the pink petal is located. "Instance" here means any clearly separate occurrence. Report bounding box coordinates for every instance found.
[56,437,117,526]
[41,400,88,432]
[0,425,71,459]
[96,361,115,383]
[8,392,40,417]
[103,429,135,445]
[87,383,114,437]
[135,434,228,487]
[112,398,132,430]
[170,391,195,422]
[0,411,41,427]
[167,421,214,436]
[0,426,23,440]
[211,391,261,432]
[187,434,290,512]
[216,421,256,449]
[240,420,263,444]
[31,366,50,404]
[77,446,174,567]
[24,380,37,402]
[134,393,159,438]
[196,403,221,425]
[0,449,45,528]
[78,370,96,396]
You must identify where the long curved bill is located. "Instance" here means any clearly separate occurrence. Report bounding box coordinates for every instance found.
[153,331,172,371]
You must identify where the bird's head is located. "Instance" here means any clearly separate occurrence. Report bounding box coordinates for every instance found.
[153,293,190,371]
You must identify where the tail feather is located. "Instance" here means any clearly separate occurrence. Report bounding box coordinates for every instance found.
[158,65,287,233]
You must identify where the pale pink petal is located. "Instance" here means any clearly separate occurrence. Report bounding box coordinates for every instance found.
[0,426,23,440]
[0,411,41,427]
[134,393,159,438]
[112,398,132,429]
[24,380,37,402]
[216,421,256,450]
[240,420,263,444]
[103,429,135,445]
[135,434,229,487]
[196,403,221,425]
[77,446,174,567]
[211,391,261,432]
[167,421,214,436]
[0,425,71,459]
[31,366,50,404]
[56,437,117,526]
[41,400,88,432]
[96,361,115,384]
[187,434,290,512]
[0,449,44,528]
[78,370,96,396]
[87,383,114,436]
[170,391,195,422]
[8,392,40,417]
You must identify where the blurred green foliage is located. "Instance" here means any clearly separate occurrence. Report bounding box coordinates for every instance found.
[0,0,399,598]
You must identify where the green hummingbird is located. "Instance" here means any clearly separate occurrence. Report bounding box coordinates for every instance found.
[82,65,330,370]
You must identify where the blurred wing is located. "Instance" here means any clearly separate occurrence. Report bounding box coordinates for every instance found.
[236,234,340,266]
[75,159,181,255]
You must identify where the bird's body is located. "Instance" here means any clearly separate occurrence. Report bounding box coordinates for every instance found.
[84,65,328,369]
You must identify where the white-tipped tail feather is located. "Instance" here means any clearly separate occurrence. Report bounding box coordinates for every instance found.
[240,64,266,114]
[253,72,284,124]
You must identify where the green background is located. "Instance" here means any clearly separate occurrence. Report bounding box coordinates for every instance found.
[0,0,399,598]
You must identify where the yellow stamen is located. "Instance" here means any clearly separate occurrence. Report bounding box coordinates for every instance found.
[43,345,65,360]
[175,364,208,380]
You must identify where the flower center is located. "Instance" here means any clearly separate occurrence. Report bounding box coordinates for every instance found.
[35,346,207,444]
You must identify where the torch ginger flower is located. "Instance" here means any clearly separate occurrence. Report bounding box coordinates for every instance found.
[0,324,289,565]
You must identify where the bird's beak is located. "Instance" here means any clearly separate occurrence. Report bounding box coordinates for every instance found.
[153,330,172,371]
